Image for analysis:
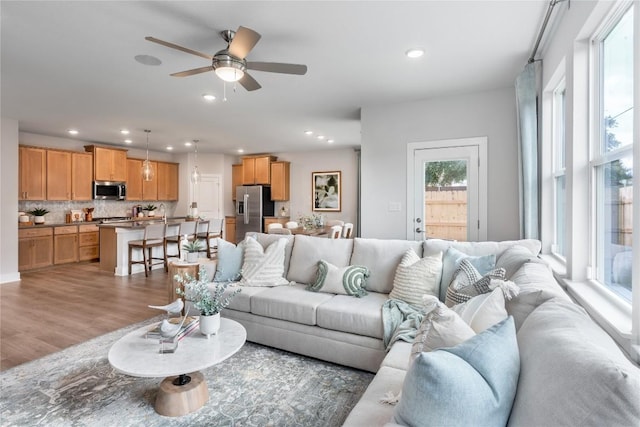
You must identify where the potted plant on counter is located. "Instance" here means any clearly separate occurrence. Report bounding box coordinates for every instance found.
[28,208,50,224]
[175,267,241,338]
[143,204,157,217]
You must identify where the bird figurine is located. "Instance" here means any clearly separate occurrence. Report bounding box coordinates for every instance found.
[159,319,182,337]
[148,298,184,314]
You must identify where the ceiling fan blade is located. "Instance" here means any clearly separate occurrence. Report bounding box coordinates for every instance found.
[145,36,213,60]
[246,62,307,75]
[170,66,214,77]
[239,72,262,91]
[228,26,261,59]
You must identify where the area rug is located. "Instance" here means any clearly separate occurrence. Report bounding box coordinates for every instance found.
[0,316,374,426]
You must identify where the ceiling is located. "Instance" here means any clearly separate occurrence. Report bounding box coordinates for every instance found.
[1,1,548,155]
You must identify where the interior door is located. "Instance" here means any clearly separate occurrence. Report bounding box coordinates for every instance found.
[195,174,222,220]
[408,137,487,241]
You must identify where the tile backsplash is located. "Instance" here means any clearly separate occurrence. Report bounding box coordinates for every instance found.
[18,200,177,223]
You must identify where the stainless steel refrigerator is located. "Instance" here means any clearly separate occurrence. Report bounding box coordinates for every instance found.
[235,185,275,241]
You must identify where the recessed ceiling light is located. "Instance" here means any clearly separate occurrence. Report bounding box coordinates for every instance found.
[317,135,325,140]
[184,141,193,147]
[166,146,173,151]
[406,48,424,58]
[304,130,313,135]
[327,139,335,144]
[120,129,130,135]
[237,149,245,153]
[68,129,79,135]
[202,94,216,101]
[124,139,132,144]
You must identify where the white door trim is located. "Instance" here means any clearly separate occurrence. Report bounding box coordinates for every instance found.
[406,137,488,241]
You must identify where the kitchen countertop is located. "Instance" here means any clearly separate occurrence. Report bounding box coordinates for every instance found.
[18,217,188,229]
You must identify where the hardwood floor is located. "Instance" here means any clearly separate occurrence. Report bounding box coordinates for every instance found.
[0,262,171,371]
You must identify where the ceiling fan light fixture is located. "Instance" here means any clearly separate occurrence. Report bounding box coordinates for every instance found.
[213,54,246,82]
[215,66,245,82]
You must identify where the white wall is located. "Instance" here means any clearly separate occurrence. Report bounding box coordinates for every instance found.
[361,87,519,240]
[1,117,20,283]
[272,148,359,228]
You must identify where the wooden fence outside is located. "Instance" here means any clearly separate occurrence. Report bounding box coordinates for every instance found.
[425,187,467,241]
[618,186,633,246]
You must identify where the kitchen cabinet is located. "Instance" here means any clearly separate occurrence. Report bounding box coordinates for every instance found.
[142,161,158,201]
[270,161,290,201]
[71,152,93,200]
[232,164,243,201]
[54,225,78,264]
[126,158,143,200]
[242,155,276,185]
[78,224,99,261]
[18,227,53,271]
[19,146,47,201]
[225,216,236,244]
[157,161,179,201]
[46,150,72,200]
[85,145,127,182]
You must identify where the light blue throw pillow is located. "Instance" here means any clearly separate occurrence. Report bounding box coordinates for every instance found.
[439,247,496,301]
[393,317,520,427]
[213,239,244,282]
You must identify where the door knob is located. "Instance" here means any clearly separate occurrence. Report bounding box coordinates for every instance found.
[415,228,423,233]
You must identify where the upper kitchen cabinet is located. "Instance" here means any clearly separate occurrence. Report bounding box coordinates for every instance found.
[19,146,46,200]
[125,158,143,200]
[85,145,127,182]
[157,161,179,201]
[71,152,93,200]
[242,155,277,185]
[270,161,290,201]
[46,150,72,200]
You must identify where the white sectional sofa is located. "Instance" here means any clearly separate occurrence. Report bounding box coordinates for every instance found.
[199,233,639,426]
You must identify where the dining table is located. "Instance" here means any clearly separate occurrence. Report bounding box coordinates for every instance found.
[288,226,331,237]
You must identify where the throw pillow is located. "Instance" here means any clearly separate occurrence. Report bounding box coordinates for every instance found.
[389,250,442,306]
[411,295,475,362]
[307,260,369,297]
[213,238,244,282]
[496,244,545,279]
[445,258,514,307]
[240,237,289,286]
[393,317,520,427]
[451,287,508,333]
[439,247,496,302]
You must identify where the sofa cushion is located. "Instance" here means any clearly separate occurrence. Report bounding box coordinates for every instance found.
[394,317,519,427]
[240,237,289,286]
[250,284,334,325]
[451,287,508,333]
[246,232,295,278]
[508,298,640,427]
[411,295,475,361]
[213,239,244,282]
[316,291,387,339]
[219,284,268,313]
[381,341,412,371]
[341,366,406,427]
[350,238,424,294]
[286,235,353,285]
[389,250,442,306]
[308,260,369,297]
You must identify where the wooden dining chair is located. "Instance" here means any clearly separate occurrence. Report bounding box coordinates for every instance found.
[267,223,283,232]
[128,223,166,276]
[285,221,298,229]
[342,223,354,238]
[329,225,342,239]
[269,227,292,235]
[326,219,345,227]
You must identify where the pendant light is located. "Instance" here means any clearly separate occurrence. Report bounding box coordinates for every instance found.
[141,129,154,181]
[190,139,201,183]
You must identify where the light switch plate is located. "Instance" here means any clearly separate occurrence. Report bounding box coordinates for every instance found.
[388,202,401,212]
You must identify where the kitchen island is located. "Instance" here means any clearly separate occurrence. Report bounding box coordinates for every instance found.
[99,218,186,276]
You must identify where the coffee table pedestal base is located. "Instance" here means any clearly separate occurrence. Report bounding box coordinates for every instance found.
[155,371,208,417]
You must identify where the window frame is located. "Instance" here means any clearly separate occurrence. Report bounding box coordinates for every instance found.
[551,82,567,258]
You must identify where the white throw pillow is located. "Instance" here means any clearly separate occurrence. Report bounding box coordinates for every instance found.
[411,295,476,362]
[452,287,508,333]
[389,250,442,306]
[307,260,369,297]
[240,237,289,286]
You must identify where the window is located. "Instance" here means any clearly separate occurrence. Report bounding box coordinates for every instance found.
[593,4,633,302]
[552,84,566,257]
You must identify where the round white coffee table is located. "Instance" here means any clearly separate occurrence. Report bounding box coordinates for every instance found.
[108,317,246,417]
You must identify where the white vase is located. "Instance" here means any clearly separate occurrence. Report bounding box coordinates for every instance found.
[34,215,45,224]
[199,313,220,338]
[148,211,155,217]
[187,252,198,262]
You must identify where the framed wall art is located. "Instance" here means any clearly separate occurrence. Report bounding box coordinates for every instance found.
[312,171,341,212]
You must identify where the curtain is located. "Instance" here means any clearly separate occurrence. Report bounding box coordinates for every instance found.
[515,62,541,240]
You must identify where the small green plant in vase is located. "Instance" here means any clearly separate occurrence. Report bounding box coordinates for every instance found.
[182,240,203,262]
[143,204,157,217]
[175,266,241,337]
[28,208,50,224]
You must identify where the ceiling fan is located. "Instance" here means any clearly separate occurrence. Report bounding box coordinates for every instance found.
[145,26,307,91]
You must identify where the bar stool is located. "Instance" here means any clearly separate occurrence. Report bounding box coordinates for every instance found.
[128,223,167,276]
[164,221,197,264]
[195,218,223,258]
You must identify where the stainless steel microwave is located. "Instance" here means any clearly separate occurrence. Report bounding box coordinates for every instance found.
[93,181,126,200]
